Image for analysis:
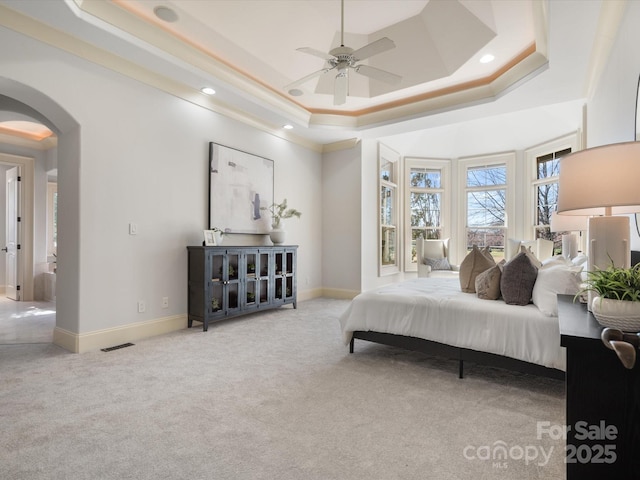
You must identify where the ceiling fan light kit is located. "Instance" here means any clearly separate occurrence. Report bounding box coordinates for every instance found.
[285,0,402,105]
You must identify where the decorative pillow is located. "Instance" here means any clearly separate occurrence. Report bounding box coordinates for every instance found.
[542,255,570,268]
[520,245,542,269]
[500,252,538,305]
[421,239,448,260]
[475,260,505,300]
[571,253,588,267]
[532,264,583,316]
[424,257,451,271]
[459,245,495,293]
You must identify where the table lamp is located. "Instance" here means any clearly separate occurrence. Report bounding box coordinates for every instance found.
[557,141,640,275]
[550,212,588,259]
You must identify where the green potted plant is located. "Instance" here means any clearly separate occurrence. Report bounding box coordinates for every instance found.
[261,198,301,244]
[579,263,640,331]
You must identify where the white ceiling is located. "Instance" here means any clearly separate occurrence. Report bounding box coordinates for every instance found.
[0,0,617,152]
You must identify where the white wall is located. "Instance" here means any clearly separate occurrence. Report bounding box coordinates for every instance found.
[321,144,362,297]
[587,0,640,250]
[0,25,322,342]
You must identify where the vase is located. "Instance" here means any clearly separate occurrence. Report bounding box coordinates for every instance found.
[270,228,286,244]
[591,296,640,332]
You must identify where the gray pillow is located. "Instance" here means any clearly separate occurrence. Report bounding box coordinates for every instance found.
[424,257,451,271]
[459,245,495,293]
[500,252,538,305]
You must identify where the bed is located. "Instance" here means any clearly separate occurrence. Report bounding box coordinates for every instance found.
[339,277,566,379]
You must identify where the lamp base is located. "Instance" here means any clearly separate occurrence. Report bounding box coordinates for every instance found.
[587,216,630,311]
[587,216,630,271]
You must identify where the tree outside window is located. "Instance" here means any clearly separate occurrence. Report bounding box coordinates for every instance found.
[534,148,571,253]
[466,164,506,260]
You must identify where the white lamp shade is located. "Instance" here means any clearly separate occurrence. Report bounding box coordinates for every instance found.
[557,141,640,215]
[549,212,588,232]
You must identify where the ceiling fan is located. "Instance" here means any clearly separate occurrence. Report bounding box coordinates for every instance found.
[284,0,402,106]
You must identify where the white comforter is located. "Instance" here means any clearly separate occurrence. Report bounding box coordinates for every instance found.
[339,278,566,371]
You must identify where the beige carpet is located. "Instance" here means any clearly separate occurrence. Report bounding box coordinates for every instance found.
[0,298,565,479]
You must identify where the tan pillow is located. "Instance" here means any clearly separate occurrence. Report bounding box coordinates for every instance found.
[421,239,448,260]
[459,245,495,293]
[475,260,505,300]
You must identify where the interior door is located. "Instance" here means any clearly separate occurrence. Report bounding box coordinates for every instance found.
[5,166,20,300]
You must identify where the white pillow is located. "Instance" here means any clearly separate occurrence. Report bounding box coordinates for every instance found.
[532,264,583,316]
[542,255,570,268]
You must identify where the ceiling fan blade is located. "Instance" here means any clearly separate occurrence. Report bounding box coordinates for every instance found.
[296,47,335,61]
[354,64,402,85]
[284,68,332,90]
[334,71,348,105]
[351,37,395,61]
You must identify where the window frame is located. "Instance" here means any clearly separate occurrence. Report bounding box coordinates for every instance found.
[457,152,515,261]
[403,157,451,272]
[378,143,401,276]
[525,134,580,240]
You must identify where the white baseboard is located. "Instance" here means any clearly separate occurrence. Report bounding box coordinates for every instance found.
[321,288,360,300]
[53,314,187,353]
[297,287,323,302]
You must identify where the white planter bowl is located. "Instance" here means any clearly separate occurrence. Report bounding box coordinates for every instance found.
[269,229,286,245]
[591,296,640,332]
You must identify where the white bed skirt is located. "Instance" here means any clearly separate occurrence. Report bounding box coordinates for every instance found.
[339,278,566,371]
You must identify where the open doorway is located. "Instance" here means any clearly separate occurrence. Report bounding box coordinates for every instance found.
[0,128,57,345]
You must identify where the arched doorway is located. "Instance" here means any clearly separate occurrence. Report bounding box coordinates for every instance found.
[0,77,81,351]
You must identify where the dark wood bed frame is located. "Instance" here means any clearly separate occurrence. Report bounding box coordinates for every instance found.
[349,330,565,380]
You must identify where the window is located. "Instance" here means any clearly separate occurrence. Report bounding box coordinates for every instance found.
[526,134,579,255]
[404,158,449,270]
[533,148,571,247]
[460,153,514,262]
[379,144,400,275]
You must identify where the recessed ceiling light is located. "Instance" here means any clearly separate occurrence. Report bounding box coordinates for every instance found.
[288,88,303,97]
[201,87,216,95]
[480,54,495,64]
[154,6,179,23]
[283,124,293,130]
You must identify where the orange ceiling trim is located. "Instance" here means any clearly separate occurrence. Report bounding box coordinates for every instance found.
[0,125,53,141]
[308,42,538,117]
[112,1,289,100]
[109,2,537,121]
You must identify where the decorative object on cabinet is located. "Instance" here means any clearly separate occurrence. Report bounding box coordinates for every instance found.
[187,245,297,331]
[209,142,274,235]
[579,263,640,331]
[203,230,217,246]
[261,198,301,245]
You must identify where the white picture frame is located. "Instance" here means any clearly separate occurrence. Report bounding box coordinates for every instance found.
[208,142,274,234]
[203,230,217,246]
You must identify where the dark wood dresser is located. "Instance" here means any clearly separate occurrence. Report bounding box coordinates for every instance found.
[558,294,640,479]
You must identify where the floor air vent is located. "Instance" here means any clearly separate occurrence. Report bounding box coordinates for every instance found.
[101,342,135,352]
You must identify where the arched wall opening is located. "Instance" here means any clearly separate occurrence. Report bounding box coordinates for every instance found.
[0,77,81,349]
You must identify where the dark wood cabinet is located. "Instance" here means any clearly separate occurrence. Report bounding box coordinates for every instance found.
[558,294,640,479]
[187,245,297,331]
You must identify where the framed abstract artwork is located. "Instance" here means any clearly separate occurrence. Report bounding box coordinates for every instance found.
[208,142,274,234]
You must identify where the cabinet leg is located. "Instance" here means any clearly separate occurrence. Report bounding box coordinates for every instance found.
[349,337,354,353]
[188,317,193,328]
[203,320,208,332]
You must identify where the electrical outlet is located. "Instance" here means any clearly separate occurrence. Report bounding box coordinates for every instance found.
[129,222,138,235]
[161,297,169,308]
[137,300,146,313]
